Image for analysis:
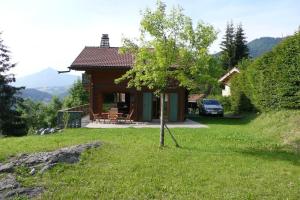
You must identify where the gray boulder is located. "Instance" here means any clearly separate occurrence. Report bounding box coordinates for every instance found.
[0,141,101,174]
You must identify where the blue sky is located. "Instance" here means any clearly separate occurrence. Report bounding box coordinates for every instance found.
[0,0,299,77]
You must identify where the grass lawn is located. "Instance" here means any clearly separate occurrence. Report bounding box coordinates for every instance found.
[0,111,299,199]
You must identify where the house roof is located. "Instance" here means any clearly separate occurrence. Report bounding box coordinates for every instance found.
[218,67,240,84]
[69,47,133,70]
[188,94,205,102]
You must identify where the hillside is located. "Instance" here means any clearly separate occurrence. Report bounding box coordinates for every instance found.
[214,37,283,58]
[14,67,78,102]
[15,67,79,88]
[248,37,283,58]
[20,88,53,102]
[0,111,299,199]
[36,86,70,99]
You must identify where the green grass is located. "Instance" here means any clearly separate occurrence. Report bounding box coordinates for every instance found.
[0,111,300,199]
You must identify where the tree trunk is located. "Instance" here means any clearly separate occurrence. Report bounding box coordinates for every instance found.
[160,93,165,147]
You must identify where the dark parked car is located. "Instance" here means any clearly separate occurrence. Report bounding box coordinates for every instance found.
[199,99,224,117]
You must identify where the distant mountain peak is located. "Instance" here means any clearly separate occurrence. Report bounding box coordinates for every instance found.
[247,37,283,58]
[214,36,283,58]
[14,67,79,88]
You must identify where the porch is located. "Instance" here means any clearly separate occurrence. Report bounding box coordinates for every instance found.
[81,115,207,128]
[91,90,186,123]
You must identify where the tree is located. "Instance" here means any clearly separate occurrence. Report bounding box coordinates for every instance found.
[17,96,63,134]
[45,96,63,127]
[17,99,48,133]
[234,24,249,61]
[220,21,236,70]
[0,32,27,136]
[63,79,89,108]
[116,1,218,147]
[220,22,249,70]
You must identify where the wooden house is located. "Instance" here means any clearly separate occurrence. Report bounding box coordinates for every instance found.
[218,67,240,96]
[69,34,187,122]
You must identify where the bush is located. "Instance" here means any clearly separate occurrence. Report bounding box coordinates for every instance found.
[17,97,63,134]
[230,30,300,113]
[230,67,255,113]
[63,79,89,108]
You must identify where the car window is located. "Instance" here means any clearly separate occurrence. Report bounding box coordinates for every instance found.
[203,100,220,105]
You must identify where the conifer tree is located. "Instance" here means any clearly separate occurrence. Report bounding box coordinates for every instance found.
[0,32,26,136]
[220,21,235,70]
[234,24,249,61]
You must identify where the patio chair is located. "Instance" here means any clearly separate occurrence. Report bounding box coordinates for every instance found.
[124,109,134,123]
[119,109,134,124]
[100,112,109,123]
[90,109,101,123]
[108,108,119,123]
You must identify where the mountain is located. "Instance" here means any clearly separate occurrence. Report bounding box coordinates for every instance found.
[14,67,78,102]
[214,36,283,58]
[247,37,283,58]
[36,86,70,99]
[20,88,53,102]
[15,67,79,88]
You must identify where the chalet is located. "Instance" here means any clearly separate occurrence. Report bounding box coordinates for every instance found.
[218,67,240,96]
[69,34,187,122]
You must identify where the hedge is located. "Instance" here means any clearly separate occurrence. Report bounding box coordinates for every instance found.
[230,31,300,113]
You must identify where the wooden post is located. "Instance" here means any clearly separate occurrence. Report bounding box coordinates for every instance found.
[164,123,180,147]
[160,93,165,147]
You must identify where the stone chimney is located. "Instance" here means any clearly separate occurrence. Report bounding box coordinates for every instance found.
[100,34,110,48]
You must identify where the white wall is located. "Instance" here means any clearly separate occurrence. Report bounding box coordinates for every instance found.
[222,85,231,96]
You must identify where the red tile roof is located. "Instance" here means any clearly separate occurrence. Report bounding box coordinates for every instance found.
[70,47,133,70]
[188,94,205,102]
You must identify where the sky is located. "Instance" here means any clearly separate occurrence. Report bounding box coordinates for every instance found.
[0,0,299,77]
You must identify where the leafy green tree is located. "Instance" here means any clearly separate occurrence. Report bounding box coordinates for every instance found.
[220,21,236,70]
[0,32,27,136]
[45,96,63,127]
[116,1,218,146]
[17,99,47,133]
[18,96,63,134]
[63,79,89,108]
[234,24,249,61]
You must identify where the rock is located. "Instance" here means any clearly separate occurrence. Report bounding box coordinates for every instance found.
[4,187,43,199]
[0,142,101,199]
[0,174,19,192]
[29,168,36,175]
[0,163,14,173]
[0,141,101,174]
[37,128,44,135]
[39,163,56,174]
[0,174,42,200]
[41,129,47,135]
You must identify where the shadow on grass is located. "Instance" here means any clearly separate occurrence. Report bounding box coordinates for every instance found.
[236,147,300,166]
[188,112,258,126]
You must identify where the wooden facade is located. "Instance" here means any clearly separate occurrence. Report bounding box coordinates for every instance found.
[82,69,186,122]
[69,36,187,122]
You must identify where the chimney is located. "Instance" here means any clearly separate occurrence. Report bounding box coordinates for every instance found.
[100,34,110,48]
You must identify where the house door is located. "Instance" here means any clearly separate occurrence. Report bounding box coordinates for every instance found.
[169,93,178,122]
[143,92,152,121]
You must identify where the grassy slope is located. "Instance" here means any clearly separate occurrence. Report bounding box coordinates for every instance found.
[0,111,299,199]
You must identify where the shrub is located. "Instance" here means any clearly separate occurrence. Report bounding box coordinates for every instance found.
[230,71,255,113]
[230,30,300,113]
[63,79,89,108]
